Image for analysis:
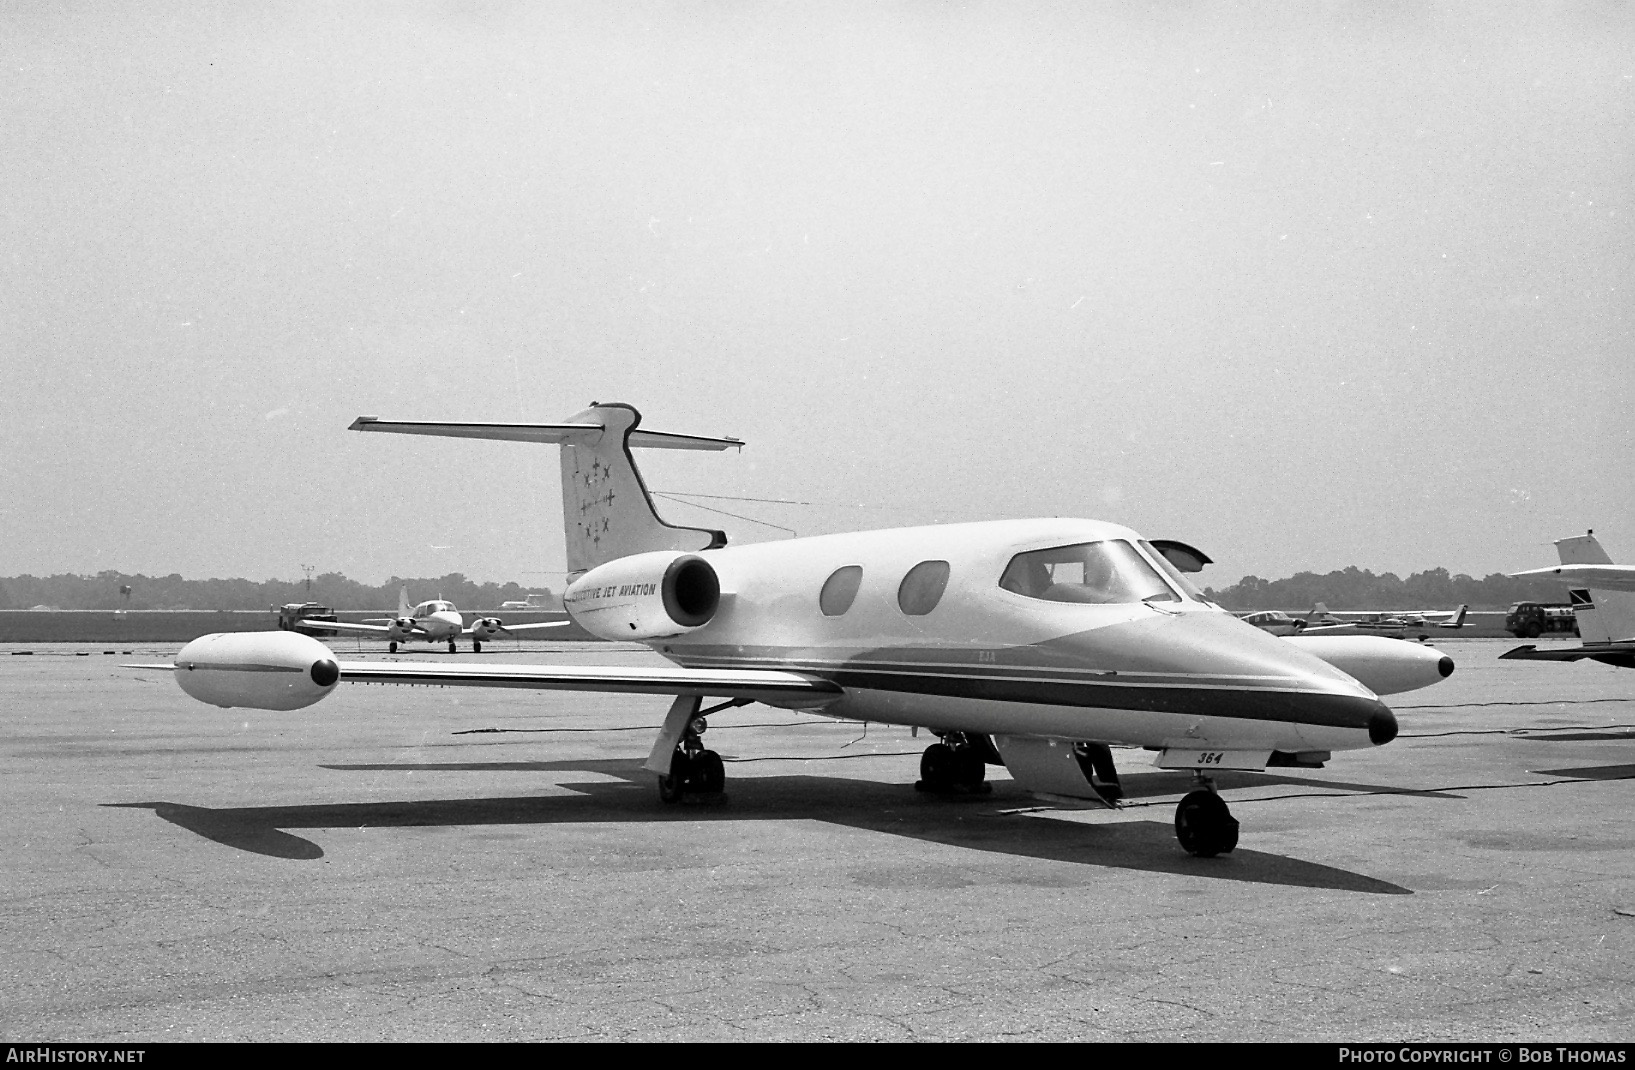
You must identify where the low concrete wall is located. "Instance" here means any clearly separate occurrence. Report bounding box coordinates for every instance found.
[0,610,596,643]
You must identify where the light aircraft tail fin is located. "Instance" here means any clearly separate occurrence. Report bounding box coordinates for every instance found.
[398,586,411,616]
[1439,605,1468,628]
[350,404,743,576]
[1311,602,1336,621]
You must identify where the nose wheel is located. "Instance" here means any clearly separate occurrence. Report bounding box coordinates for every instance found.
[1175,776,1239,858]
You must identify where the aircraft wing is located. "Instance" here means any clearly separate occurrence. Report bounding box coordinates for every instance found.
[464,621,571,637]
[1500,645,1595,662]
[1509,565,1635,592]
[332,660,841,706]
[1296,622,1362,635]
[294,619,395,636]
[1501,643,1635,667]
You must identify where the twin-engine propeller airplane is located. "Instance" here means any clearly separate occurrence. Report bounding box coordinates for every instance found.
[304,586,566,653]
[133,402,1455,857]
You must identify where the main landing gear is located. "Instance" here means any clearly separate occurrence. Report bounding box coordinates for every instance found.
[471,639,482,653]
[914,733,994,795]
[388,641,398,653]
[656,708,729,803]
[1175,775,1239,858]
[448,639,458,654]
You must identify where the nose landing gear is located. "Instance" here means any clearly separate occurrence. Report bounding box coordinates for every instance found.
[1175,776,1239,858]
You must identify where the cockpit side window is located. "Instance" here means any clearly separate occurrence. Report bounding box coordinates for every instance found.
[1138,540,1208,601]
[999,541,1180,604]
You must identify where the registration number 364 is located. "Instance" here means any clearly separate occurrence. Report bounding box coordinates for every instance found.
[1196,751,1225,765]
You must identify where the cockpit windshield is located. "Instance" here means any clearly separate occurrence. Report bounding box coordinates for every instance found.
[999,540,1181,605]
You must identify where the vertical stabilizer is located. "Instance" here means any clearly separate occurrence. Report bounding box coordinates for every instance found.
[1556,533,1613,566]
[1558,534,1635,644]
[398,587,411,615]
[558,403,727,576]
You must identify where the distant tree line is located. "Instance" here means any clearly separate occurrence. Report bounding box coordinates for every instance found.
[0,565,1583,613]
[1202,566,1575,612]
[0,571,558,612]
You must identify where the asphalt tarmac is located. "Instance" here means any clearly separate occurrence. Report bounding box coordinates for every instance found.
[2,637,1631,1042]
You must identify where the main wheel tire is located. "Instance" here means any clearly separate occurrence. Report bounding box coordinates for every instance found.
[388,641,398,653]
[954,747,986,789]
[698,750,725,794]
[448,640,458,653]
[473,640,482,653]
[658,772,683,803]
[920,743,954,785]
[1176,790,1240,857]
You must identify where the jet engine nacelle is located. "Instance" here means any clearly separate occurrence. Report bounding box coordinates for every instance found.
[564,551,720,641]
[171,631,341,711]
[1285,634,1454,696]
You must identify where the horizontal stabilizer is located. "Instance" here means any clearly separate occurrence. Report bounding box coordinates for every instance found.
[1509,564,1635,592]
[349,417,742,452]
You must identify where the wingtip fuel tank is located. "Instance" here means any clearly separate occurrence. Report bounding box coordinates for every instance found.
[172,631,341,711]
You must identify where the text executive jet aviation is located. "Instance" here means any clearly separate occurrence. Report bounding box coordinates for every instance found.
[301,585,566,653]
[139,403,1454,857]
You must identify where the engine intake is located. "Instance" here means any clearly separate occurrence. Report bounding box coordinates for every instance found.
[564,551,721,641]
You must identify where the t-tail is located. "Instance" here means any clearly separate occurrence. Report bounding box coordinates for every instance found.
[350,404,742,577]
[1556,533,1635,645]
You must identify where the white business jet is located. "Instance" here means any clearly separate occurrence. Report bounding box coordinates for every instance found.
[137,403,1454,858]
[1502,531,1635,669]
[304,586,567,653]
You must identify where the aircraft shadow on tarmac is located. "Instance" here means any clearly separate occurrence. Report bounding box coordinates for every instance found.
[107,758,1410,894]
[1528,764,1635,781]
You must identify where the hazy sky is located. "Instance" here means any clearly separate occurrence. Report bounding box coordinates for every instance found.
[4,2,1631,591]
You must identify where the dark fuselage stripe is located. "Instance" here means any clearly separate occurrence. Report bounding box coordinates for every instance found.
[674,659,1378,729]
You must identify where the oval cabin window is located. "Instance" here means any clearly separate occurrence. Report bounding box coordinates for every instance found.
[819,565,864,616]
[897,560,951,616]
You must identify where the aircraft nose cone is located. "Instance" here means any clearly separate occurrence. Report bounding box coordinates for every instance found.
[1369,707,1398,746]
[1438,655,1455,679]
